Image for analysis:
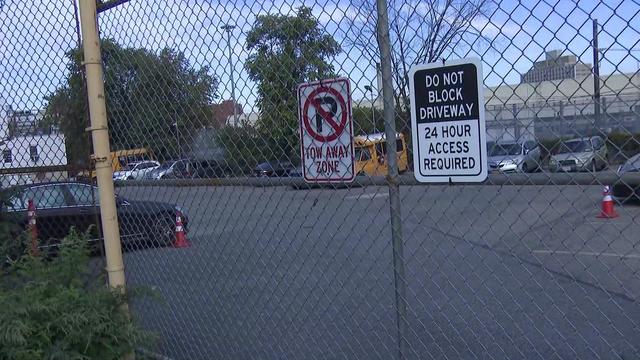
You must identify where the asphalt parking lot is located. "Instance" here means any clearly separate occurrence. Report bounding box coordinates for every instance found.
[117,183,640,360]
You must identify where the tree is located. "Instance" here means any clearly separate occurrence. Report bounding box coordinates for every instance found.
[45,39,218,166]
[344,0,491,133]
[352,106,385,135]
[245,6,341,159]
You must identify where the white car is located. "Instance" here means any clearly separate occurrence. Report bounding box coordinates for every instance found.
[487,140,541,173]
[113,161,160,180]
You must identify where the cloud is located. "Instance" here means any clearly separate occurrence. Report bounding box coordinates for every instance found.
[0,0,78,109]
[472,18,520,38]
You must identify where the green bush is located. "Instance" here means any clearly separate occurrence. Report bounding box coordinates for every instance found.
[0,231,153,359]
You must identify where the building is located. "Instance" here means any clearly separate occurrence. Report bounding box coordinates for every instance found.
[226,112,259,127]
[211,100,243,127]
[485,71,640,142]
[0,105,68,187]
[520,50,593,83]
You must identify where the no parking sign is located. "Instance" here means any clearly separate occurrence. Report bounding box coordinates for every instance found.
[298,78,355,183]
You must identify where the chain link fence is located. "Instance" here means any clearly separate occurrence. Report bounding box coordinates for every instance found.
[2,0,640,359]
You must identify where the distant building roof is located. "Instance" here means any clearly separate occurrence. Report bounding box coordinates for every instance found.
[520,50,592,83]
[486,72,640,106]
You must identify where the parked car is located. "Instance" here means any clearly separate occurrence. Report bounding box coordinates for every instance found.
[487,140,541,173]
[253,161,294,177]
[287,166,303,177]
[77,147,155,183]
[613,153,640,201]
[190,159,230,178]
[112,160,160,180]
[549,136,608,172]
[145,159,192,180]
[2,182,187,252]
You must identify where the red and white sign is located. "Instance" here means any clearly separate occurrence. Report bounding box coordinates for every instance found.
[298,78,354,183]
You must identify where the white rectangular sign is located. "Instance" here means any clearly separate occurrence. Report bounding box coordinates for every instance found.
[297,78,355,183]
[409,58,487,183]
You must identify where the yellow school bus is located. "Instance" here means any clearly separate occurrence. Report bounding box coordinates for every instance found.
[353,133,408,176]
[109,148,155,172]
[78,148,155,181]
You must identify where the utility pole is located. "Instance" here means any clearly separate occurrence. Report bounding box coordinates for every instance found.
[592,18,601,133]
[78,0,126,291]
[221,24,238,126]
[376,0,408,358]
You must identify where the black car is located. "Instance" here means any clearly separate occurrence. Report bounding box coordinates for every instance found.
[2,182,187,252]
[253,161,294,177]
[190,159,230,178]
[613,153,640,201]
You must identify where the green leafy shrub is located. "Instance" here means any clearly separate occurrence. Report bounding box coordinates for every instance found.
[0,230,153,359]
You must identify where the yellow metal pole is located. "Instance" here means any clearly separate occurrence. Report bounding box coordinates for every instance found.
[78,0,126,291]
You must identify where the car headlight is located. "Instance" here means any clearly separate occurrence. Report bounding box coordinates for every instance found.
[570,158,584,166]
[501,159,515,165]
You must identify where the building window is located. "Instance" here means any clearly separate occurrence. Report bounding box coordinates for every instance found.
[30,145,39,162]
[3,149,12,164]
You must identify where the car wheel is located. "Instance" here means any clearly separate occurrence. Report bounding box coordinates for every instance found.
[590,160,597,173]
[521,162,529,173]
[150,215,175,247]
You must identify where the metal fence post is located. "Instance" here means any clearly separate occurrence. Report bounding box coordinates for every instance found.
[78,0,127,291]
[375,0,409,359]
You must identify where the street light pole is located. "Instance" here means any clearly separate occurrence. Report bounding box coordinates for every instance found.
[364,85,375,133]
[221,24,237,126]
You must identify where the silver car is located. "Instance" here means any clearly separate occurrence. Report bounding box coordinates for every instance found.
[112,160,160,180]
[487,140,541,173]
[144,159,192,180]
[550,136,607,172]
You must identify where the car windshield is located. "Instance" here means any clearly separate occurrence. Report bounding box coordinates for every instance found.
[158,161,175,170]
[490,144,522,156]
[621,154,640,172]
[122,163,137,171]
[559,140,591,154]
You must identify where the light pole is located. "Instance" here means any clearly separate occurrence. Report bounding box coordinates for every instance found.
[173,121,180,157]
[364,85,375,133]
[221,24,238,126]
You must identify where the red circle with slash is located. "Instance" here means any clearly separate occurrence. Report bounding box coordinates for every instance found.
[302,86,348,142]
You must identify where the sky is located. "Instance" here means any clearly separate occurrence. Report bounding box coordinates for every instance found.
[1,0,639,113]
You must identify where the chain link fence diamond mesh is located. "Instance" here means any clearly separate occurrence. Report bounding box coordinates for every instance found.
[2,0,640,359]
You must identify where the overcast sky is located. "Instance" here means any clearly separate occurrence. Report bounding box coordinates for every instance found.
[1,0,638,112]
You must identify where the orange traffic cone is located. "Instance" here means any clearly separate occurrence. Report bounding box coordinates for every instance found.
[173,210,190,248]
[27,199,40,256]
[597,185,619,219]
